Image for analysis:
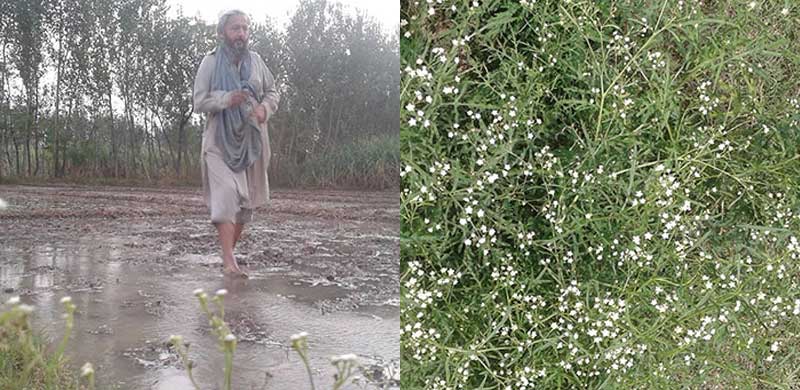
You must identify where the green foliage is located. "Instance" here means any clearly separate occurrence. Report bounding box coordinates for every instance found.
[401,0,800,388]
[298,133,400,189]
[0,297,87,389]
[0,0,398,189]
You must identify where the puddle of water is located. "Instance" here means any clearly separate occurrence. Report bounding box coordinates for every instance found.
[0,241,399,389]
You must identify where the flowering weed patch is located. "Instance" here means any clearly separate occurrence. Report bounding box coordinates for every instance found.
[401,0,800,388]
[0,296,90,389]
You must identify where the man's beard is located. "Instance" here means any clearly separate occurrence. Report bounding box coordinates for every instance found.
[225,38,248,57]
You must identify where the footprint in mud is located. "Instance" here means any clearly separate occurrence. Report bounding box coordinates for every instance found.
[196,312,284,348]
[354,356,400,389]
[86,324,113,335]
[64,277,104,292]
[123,340,181,369]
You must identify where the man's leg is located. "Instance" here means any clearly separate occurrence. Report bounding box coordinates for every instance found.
[214,222,240,272]
[233,223,244,249]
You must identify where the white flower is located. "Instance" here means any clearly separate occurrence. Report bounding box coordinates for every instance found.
[0,198,7,209]
[6,296,20,305]
[331,353,358,364]
[215,289,228,297]
[17,304,34,313]
[193,288,204,297]
[781,7,789,16]
[81,362,94,377]
[290,331,309,341]
[60,296,72,304]
[345,49,351,56]
[224,334,236,342]
[748,1,757,10]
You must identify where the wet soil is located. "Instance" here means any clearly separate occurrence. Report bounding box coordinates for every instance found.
[0,184,399,389]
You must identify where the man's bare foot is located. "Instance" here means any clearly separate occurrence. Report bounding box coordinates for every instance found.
[223,266,249,278]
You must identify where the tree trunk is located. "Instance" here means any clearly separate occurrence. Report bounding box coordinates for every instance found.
[108,91,117,177]
[33,85,41,176]
[14,139,20,176]
[92,120,99,175]
[25,135,30,176]
[126,99,136,178]
[60,98,73,177]
[175,113,190,177]
[53,24,64,177]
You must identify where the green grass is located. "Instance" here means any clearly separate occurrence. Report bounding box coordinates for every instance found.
[0,298,88,389]
[299,134,400,190]
[401,0,800,388]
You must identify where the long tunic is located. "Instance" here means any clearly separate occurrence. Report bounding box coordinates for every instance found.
[193,50,280,224]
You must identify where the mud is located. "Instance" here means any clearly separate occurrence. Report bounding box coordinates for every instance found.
[0,184,399,389]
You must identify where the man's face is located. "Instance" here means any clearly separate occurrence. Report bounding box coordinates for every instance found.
[223,14,249,53]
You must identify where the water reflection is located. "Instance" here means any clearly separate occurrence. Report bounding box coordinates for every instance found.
[0,240,399,389]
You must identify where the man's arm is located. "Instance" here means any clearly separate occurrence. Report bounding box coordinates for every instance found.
[193,55,236,114]
[259,57,280,120]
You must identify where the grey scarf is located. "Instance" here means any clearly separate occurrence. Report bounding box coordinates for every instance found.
[211,44,262,173]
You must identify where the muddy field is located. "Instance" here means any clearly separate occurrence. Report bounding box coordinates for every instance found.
[0,184,399,389]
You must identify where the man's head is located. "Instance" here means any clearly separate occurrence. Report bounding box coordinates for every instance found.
[217,9,250,55]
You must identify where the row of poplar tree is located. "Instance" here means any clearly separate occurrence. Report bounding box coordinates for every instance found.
[0,0,399,185]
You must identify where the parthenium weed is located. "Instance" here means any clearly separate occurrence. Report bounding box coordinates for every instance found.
[0,296,89,389]
[1,291,369,389]
[179,290,362,389]
[401,0,800,388]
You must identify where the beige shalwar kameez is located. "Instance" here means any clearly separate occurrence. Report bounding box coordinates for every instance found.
[193,50,280,224]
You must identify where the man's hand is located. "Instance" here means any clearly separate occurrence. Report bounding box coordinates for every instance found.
[228,91,248,107]
[253,104,267,123]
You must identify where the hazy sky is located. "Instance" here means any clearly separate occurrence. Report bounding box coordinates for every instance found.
[166,0,399,32]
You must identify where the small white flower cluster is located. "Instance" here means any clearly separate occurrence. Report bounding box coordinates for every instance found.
[607,29,637,60]
[400,18,410,38]
[400,164,413,178]
[789,98,799,128]
[609,84,633,119]
[646,51,666,70]
[515,230,536,254]
[426,377,451,390]
[696,80,719,116]
[402,261,462,362]
[534,145,559,175]
[649,286,679,314]
[609,234,656,268]
[541,198,564,235]
[402,321,441,361]
[788,236,800,259]
[431,47,448,64]
[490,262,519,287]
[510,365,547,389]
[762,191,795,229]
[403,62,433,83]
[404,182,437,204]
[549,283,646,378]
[638,17,651,36]
[463,223,498,256]
[675,315,717,347]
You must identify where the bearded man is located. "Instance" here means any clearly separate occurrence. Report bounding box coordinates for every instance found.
[193,9,280,277]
